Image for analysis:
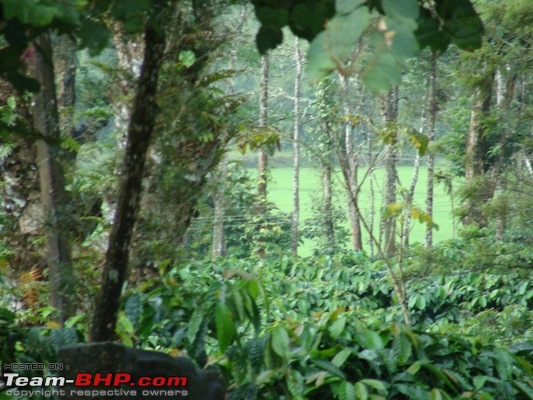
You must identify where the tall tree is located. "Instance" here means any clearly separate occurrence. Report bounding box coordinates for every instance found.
[291,38,303,256]
[257,54,270,205]
[339,74,362,251]
[31,33,75,323]
[425,53,438,248]
[463,67,495,227]
[380,86,399,256]
[90,19,166,342]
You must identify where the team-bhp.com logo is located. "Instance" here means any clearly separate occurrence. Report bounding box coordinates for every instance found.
[1,364,189,398]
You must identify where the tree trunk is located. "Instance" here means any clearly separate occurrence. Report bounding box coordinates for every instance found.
[32,33,75,324]
[340,74,363,251]
[109,22,145,146]
[493,68,515,240]
[90,23,166,342]
[291,39,303,256]
[463,69,495,227]
[425,53,438,248]
[323,159,335,252]
[380,86,399,257]
[257,54,269,204]
[211,158,227,257]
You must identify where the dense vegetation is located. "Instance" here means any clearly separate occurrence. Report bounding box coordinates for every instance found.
[0,0,532,399]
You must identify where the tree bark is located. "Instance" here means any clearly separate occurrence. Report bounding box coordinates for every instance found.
[90,23,166,342]
[32,33,75,324]
[340,74,363,251]
[323,156,335,252]
[211,158,227,257]
[463,69,495,227]
[425,53,438,248]
[257,54,269,204]
[380,86,399,257]
[291,39,303,256]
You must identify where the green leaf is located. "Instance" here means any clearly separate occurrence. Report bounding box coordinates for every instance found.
[415,9,452,52]
[6,96,16,110]
[256,25,283,54]
[287,369,305,397]
[362,51,401,93]
[355,382,369,400]
[187,309,203,344]
[382,0,419,20]
[289,2,335,41]
[473,376,488,391]
[393,333,413,364]
[271,325,290,358]
[329,316,347,339]
[78,20,111,56]
[338,381,356,400]
[336,0,365,15]
[357,329,384,350]
[310,358,347,380]
[215,303,236,353]
[307,6,371,81]
[332,348,352,368]
[360,379,387,392]
[256,7,289,29]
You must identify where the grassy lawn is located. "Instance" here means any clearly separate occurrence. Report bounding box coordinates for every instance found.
[263,165,456,256]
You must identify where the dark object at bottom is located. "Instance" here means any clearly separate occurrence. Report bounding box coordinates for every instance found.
[57,342,225,400]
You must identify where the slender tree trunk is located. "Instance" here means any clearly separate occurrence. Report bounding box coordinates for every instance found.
[211,26,243,257]
[109,23,144,146]
[380,86,399,257]
[291,39,303,256]
[403,153,421,248]
[340,74,362,251]
[323,156,335,252]
[425,53,438,247]
[493,68,515,241]
[211,159,227,257]
[32,33,75,324]
[257,54,269,204]
[463,69,495,227]
[368,150,376,257]
[90,23,166,342]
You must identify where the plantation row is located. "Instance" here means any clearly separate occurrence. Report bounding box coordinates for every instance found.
[2,243,531,400]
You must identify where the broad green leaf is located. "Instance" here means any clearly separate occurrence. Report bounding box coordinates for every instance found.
[307,6,371,81]
[430,389,451,400]
[396,384,431,400]
[355,382,369,400]
[255,7,289,29]
[187,309,203,344]
[407,361,422,375]
[290,2,335,41]
[473,376,488,391]
[360,379,387,392]
[256,25,283,54]
[362,51,401,93]
[336,0,365,15]
[287,369,304,397]
[338,381,356,400]
[357,329,384,350]
[332,348,352,367]
[329,316,347,339]
[215,303,236,353]
[271,325,290,358]
[78,20,111,56]
[393,333,413,364]
[382,0,419,20]
[310,358,347,380]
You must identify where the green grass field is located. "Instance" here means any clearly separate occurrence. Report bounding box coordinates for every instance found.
[262,165,456,256]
